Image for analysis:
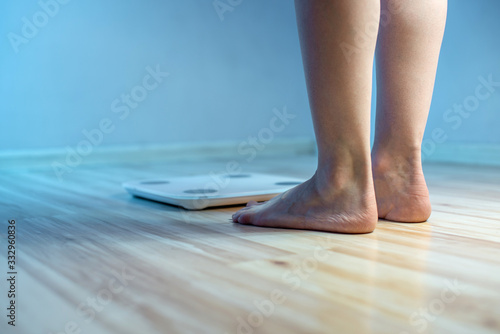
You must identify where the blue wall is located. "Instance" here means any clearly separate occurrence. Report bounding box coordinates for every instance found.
[0,0,312,151]
[1,1,499,158]
[426,0,500,144]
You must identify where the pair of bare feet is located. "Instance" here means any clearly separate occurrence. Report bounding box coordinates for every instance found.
[231,148,431,234]
[230,0,445,234]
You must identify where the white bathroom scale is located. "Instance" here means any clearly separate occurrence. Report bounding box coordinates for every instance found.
[122,172,305,210]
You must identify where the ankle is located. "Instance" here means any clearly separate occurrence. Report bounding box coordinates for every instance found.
[371,144,422,176]
[313,161,374,205]
[317,152,371,183]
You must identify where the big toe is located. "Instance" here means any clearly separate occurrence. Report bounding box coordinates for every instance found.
[236,209,258,225]
[232,206,253,221]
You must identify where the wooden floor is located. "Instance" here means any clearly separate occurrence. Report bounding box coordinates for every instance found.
[1,153,499,334]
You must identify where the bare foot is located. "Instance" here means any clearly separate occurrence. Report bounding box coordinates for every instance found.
[231,169,378,234]
[372,150,431,223]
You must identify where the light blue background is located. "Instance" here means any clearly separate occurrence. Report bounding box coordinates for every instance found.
[1,1,499,154]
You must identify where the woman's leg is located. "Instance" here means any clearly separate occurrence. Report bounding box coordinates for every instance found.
[372,0,447,222]
[232,0,380,233]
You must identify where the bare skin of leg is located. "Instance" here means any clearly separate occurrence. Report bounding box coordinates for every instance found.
[372,0,447,222]
[232,0,380,233]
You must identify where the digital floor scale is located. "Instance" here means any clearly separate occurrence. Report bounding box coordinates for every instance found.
[123,172,306,210]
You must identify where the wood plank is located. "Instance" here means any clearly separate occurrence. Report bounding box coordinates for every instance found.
[0,155,499,334]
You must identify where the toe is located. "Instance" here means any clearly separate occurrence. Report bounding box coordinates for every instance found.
[232,211,243,222]
[237,211,254,224]
[232,207,251,222]
[233,207,249,217]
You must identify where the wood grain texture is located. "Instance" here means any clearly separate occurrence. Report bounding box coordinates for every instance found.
[0,154,499,334]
